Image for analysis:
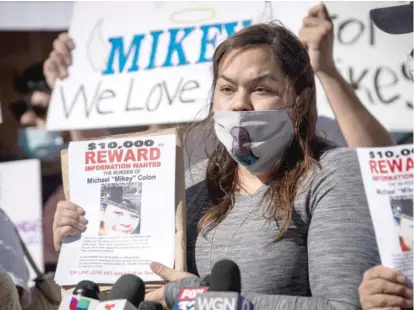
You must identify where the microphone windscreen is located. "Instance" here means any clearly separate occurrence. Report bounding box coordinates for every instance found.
[137,301,163,310]
[73,280,100,300]
[109,274,145,307]
[210,259,241,293]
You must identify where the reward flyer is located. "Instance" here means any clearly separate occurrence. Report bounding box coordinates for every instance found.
[55,134,176,285]
[357,144,413,285]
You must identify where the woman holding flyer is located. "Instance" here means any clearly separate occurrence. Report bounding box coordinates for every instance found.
[51,5,412,310]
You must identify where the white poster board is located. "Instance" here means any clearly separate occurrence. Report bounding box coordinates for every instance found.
[317,1,412,132]
[0,160,44,285]
[47,1,267,131]
[46,1,413,132]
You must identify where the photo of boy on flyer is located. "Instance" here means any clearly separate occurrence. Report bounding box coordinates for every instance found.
[390,196,413,252]
[99,182,142,236]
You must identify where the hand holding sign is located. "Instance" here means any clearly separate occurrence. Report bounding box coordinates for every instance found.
[53,200,86,250]
[358,265,413,309]
[298,3,335,74]
[44,33,75,89]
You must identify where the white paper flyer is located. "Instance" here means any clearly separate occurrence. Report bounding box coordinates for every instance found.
[357,144,413,284]
[55,134,176,285]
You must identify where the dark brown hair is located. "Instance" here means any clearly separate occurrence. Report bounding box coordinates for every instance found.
[186,22,326,241]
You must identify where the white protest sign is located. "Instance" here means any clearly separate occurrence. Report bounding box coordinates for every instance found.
[0,159,43,285]
[325,2,413,132]
[270,1,413,131]
[47,1,413,132]
[47,1,268,130]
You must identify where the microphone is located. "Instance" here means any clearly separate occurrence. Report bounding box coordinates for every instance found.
[58,280,100,310]
[200,274,211,287]
[137,301,163,310]
[95,274,145,310]
[209,260,241,293]
[194,260,254,310]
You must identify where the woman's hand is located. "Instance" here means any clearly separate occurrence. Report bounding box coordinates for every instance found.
[53,200,87,250]
[298,3,335,75]
[43,32,75,89]
[145,262,197,308]
[359,265,413,309]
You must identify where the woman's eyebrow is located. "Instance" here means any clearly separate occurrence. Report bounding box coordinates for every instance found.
[218,73,279,84]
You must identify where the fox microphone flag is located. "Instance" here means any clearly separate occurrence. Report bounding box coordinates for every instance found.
[172,287,209,310]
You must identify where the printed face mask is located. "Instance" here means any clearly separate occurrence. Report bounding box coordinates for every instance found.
[213,109,294,175]
[17,127,67,162]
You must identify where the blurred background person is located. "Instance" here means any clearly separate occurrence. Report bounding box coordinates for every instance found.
[9,62,108,273]
[11,62,66,215]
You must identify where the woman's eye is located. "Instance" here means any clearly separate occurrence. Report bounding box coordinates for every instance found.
[255,86,271,94]
[220,86,235,94]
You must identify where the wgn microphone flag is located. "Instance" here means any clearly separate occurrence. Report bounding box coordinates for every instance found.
[195,260,254,310]
[95,274,145,309]
[58,280,100,310]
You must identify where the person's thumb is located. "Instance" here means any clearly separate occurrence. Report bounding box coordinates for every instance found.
[150,262,177,281]
[150,262,190,282]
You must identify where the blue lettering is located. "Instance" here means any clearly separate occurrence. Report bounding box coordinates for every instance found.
[224,19,252,37]
[103,34,145,75]
[223,21,238,36]
[162,27,195,68]
[197,23,222,64]
[242,19,253,28]
[145,30,163,70]
[101,20,253,75]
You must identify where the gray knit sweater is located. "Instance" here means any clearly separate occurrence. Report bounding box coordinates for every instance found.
[165,147,380,309]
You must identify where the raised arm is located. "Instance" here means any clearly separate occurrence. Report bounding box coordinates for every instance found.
[316,68,396,147]
[299,3,396,147]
